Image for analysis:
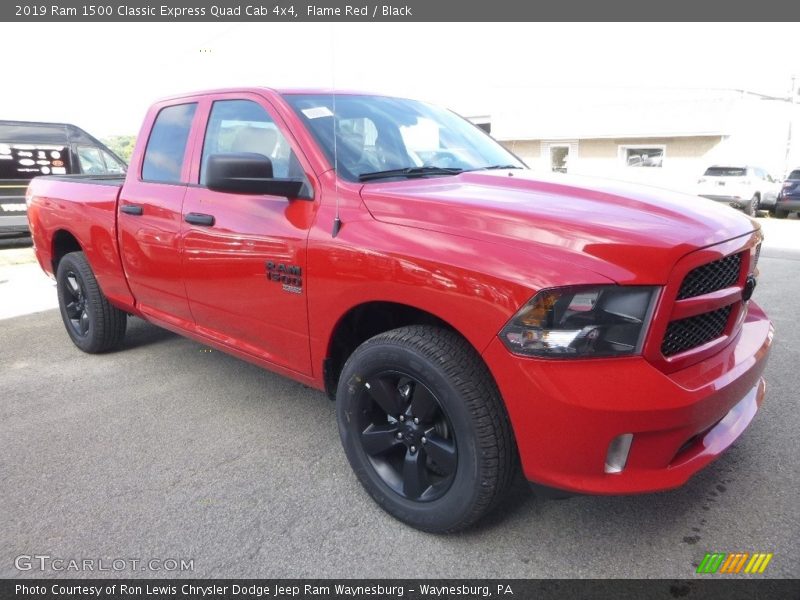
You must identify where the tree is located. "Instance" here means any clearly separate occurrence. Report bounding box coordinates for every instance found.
[101,135,137,163]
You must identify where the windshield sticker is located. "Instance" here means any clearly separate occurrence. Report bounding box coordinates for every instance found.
[302,106,334,119]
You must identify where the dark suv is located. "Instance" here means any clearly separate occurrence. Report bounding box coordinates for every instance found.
[0,120,126,237]
[775,169,800,219]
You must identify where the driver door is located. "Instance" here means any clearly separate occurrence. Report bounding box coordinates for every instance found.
[181,94,317,374]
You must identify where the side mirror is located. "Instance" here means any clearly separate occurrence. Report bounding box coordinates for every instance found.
[205,153,310,199]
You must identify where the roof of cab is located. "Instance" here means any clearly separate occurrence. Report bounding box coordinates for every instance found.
[154,87,401,103]
[0,120,102,145]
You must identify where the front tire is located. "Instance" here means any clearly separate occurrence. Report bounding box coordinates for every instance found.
[56,251,127,353]
[774,208,789,219]
[336,325,516,532]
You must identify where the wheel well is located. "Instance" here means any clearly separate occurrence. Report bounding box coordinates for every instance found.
[324,302,457,399]
[51,230,82,273]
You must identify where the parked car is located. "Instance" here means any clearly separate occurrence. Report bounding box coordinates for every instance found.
[774,168,800,219]
[0,120,127,237]
[27,89,771,532]
[697,165,780,216]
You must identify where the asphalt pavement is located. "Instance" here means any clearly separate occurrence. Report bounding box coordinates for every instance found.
[1,220,798,579]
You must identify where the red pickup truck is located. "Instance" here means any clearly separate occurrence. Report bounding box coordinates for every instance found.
[27,88,772,532]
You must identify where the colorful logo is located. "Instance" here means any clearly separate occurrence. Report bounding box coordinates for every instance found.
[697,552,773,574]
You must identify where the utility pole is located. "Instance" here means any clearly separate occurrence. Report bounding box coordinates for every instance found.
[785,75,799,178]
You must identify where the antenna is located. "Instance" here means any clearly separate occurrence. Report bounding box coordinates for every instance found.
[331,25,342,238]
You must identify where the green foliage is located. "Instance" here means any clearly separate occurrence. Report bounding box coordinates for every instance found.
[101,135,136,163]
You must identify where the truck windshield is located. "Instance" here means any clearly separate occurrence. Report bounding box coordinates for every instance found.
[284,94,525,182]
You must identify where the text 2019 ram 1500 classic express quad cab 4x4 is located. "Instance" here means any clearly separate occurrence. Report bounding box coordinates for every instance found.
[27,89,773,532]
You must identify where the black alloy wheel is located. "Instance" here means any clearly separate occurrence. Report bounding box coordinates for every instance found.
[336,325,516,532]
[356,371,457,502]
[61,269,90,338]
[56,251,127,353]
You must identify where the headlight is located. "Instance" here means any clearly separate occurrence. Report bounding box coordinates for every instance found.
[500,285,658,358]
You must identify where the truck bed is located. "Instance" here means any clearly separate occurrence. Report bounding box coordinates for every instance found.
[26,173,131,308]
[41,173,126,186]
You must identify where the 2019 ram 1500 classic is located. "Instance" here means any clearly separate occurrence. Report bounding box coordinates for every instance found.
[27,88,773,532]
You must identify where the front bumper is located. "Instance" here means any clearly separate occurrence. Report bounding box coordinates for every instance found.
[483,301,772,494]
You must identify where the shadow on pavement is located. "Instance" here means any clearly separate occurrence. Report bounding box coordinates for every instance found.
[121,317,178,350]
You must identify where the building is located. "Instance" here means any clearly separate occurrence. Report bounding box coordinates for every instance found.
[483,86,800,192]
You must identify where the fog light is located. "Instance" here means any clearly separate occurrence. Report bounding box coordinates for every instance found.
[604,433,633,474]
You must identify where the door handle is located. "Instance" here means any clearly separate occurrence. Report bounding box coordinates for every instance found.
[120,204,143,216]
[185,213,215,226]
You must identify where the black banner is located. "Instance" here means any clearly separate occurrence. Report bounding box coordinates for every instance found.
[3,0,800,22]
[3,580,800,600]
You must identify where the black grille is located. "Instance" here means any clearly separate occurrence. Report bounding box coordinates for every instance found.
[661,305,732,357]
[677,253,742,300]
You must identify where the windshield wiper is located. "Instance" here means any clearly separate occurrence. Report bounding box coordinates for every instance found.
[472,164,524,171]
[358,166,464,182]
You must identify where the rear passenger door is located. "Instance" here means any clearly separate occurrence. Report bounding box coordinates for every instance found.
[180,94,317,374]
[118,101,201,327]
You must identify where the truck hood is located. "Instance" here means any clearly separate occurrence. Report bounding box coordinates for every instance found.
[359,170,758,284]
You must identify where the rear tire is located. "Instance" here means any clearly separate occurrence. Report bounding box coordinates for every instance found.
[336,325,516,533]
[774,209,789,219]
[56,251,127,353]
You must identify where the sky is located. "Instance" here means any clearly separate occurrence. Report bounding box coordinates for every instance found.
[2,22,799,137]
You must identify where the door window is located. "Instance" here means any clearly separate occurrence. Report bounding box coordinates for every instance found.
[101,150,126,174]
[77,146,127,175]
[77,146,106,174]
[200,99,306,187]
[142,103,197,183]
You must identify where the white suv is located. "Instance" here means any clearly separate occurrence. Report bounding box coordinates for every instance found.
[697,165,780,216]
